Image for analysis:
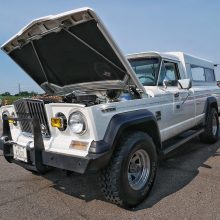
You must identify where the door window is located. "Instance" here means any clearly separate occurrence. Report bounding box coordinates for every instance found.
[158,61,180,86]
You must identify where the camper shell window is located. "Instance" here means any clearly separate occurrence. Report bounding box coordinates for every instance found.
[191,65,215,82]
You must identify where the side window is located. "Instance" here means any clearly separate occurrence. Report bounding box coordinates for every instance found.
[204,68,215,82]
[158,61,179,86]
[191,65,205,81]
[191,65,215,82]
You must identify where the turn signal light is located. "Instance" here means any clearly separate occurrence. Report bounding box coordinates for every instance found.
[69,140,89,151]
[51,117,62,128]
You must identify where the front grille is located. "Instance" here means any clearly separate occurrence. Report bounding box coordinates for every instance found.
[14,99,50,137]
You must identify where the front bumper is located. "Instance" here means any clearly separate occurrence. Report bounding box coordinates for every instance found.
[0,117,111,174]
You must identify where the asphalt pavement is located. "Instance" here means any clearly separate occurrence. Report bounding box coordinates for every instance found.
[0,122,219,220]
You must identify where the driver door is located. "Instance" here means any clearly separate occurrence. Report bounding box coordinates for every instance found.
[158,60,195,140]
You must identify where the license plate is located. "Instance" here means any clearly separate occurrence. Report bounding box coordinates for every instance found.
[13,145,28,162]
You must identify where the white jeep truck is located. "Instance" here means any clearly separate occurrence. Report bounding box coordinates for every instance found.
[0,8,219,208]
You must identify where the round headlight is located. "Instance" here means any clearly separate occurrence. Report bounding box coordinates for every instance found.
[68,112,86,134]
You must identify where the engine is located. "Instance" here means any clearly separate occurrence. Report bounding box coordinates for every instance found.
[62,88,140,106]
[32,88,140,107]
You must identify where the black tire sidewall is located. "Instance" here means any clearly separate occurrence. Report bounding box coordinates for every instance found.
[210,108,219,139]
[200,108,219,143]
[119,134,157,207]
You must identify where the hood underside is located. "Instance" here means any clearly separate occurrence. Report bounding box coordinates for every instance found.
[1,7,143,95]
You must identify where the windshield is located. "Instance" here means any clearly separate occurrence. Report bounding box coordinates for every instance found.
[129,58,160,86]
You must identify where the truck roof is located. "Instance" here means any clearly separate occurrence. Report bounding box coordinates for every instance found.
[126,51,216,69]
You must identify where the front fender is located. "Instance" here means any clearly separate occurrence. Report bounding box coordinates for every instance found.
[89,109,161,154]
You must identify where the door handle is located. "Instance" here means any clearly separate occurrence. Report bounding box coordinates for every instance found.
[176,104,181,109]
[174,92,179,98]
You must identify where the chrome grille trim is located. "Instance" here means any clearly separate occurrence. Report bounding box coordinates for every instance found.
[14,99,50,137]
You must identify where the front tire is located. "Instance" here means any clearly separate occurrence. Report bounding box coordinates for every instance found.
[200,108,219,143]
[100,131,158,208]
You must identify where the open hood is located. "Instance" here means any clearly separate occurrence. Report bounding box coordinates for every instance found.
[1,7,144,95]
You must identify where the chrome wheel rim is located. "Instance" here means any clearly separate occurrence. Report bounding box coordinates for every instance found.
[212,115,218,136]
[127,149,150,190]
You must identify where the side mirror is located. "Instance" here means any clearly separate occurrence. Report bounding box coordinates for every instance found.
[163,76,172,88]
[163,76,177,88]
[178,79,192,89]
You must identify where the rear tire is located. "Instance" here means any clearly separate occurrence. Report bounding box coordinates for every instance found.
[199,108,219,143]
[100,131,158,208]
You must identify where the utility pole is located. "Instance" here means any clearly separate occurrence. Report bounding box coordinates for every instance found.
[18,83,21,95]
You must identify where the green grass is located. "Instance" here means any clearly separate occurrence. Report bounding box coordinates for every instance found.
[0,96,27,105]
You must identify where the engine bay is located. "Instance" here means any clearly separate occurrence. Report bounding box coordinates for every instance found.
[34,88,141,107]
[62,88,141,106]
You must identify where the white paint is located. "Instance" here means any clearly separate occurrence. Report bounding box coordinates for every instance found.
[0,8,220,160]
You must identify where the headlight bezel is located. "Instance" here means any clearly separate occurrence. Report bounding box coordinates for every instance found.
[68,111,87,135]
[2,110,10,118]
[10,112,18,126]
[54,112,67,131]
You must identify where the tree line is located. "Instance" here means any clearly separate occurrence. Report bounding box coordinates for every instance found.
[0,91,38,97]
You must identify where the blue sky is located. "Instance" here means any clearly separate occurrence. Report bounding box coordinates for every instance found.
[0,0,220,94]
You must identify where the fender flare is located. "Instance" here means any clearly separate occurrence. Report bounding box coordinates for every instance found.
[89,109,161,154]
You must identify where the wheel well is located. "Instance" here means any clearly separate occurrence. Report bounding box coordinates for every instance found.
[121,121,161,153]
[210,102,218,113]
